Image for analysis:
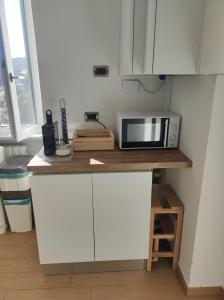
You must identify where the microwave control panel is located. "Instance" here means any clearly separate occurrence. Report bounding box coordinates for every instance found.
[167,117,180,148]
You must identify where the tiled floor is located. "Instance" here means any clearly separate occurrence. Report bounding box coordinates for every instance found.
[0,231,222,300]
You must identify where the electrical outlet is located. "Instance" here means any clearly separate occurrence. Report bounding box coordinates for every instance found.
[84,112,99,122]
[93,66,109,77]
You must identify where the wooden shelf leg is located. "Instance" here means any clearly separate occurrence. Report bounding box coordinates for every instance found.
[153,238,159,262]
[147,212,155,271]
[172,211,184,270]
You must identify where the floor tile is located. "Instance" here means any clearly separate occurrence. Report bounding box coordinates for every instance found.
[92,285,223,300]
[0,243,38,259]
[4,287,91,300]
[0,257,42,273]
[0,231,34,247]
[0,230,38,259]
[91,283,184,299]
[71,269,178,288]
[0,272,71,290]
[0,290,6,300]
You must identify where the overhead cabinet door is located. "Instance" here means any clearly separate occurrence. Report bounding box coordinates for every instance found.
[120,0,156,75]
[199,0,224,74]
[153,0,205,74]
[133,0,156,75]
[92,171,152,261]
[31,174,94,264]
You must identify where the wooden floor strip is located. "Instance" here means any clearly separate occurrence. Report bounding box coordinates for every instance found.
[4,287,91,300]
[0,257,42,273]
[0,272,71,290]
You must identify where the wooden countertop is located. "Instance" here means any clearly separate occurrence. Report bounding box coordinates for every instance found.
[27,147,192,174]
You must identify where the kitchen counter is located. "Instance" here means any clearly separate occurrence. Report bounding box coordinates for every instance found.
[27,147,192,174]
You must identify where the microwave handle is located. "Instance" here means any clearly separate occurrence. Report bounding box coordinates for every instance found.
[163,119,169,147]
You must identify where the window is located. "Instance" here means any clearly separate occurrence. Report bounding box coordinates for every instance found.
[0,0,43,141]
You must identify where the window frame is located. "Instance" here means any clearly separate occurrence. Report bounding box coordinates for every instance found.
[0,0,43,142]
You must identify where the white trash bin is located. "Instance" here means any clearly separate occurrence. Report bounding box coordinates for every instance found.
[3,198,32,232]
[0,195,7,234]
[0,146,7,234]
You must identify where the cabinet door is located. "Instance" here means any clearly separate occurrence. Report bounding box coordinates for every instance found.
[199,0,224,74]
[120,0,134,75]
[31,174,94,264]
[133,0,148,75]
[153,0,205,74]
[93,171,152,261]
[143,0,156,74]
[120,0,156,75]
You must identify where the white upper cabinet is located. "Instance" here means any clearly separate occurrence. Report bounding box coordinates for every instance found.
[143,0,156,74]
[120,0,224,75]
[153,0,204,75]
[120,0,156,75]
[199,0,224,74]
[120,0,134,75]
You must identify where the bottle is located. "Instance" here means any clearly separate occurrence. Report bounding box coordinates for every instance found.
[42,110,56,156]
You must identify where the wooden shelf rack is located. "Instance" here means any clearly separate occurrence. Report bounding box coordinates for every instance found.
[147,184,184,271]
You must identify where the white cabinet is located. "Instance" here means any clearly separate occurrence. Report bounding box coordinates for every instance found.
[93,171,152,261]
[31,171,152,264]
[153,0,204,74]
[31,174,94,264]
[120,0,224,75]
[199,0,224,74]
[120,0,134,75]
[120,0,156,75]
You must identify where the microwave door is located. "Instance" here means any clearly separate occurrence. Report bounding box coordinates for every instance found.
[121,118,168,148]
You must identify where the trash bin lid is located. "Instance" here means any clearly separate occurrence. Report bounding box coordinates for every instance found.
[3,198,31,205]
[0,156,32,174]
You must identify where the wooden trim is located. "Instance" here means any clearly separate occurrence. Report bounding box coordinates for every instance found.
[187,287,223,297]
[176,265,223,296]
[176,265,188,295]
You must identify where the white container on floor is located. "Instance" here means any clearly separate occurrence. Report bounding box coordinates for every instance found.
[0,147,7,234]
[3,198,32,232]
[0,197,7,234]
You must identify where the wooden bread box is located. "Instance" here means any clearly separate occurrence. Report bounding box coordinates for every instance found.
[73,129,115,151]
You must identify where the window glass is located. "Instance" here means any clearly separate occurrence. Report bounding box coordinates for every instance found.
[0,35,11,138]
[4,0,36,128]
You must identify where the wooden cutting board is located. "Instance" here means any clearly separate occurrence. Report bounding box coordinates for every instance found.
[73,129,115,151]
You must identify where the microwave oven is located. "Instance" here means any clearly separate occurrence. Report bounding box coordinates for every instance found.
[117,111,180,149]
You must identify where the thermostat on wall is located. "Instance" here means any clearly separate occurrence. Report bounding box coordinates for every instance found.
[122,79,139,94]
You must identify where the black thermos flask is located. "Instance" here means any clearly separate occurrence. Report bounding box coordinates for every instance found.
[42,110,56,156]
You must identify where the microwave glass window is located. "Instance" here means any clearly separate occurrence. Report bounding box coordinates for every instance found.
[127,119,161,142]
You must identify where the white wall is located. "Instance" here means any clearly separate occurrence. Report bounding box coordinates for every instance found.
[166,75,216,285]
[189,76,224,287]
[31,0,169,136]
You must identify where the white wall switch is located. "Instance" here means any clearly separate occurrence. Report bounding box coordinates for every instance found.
[122,80,139,94]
